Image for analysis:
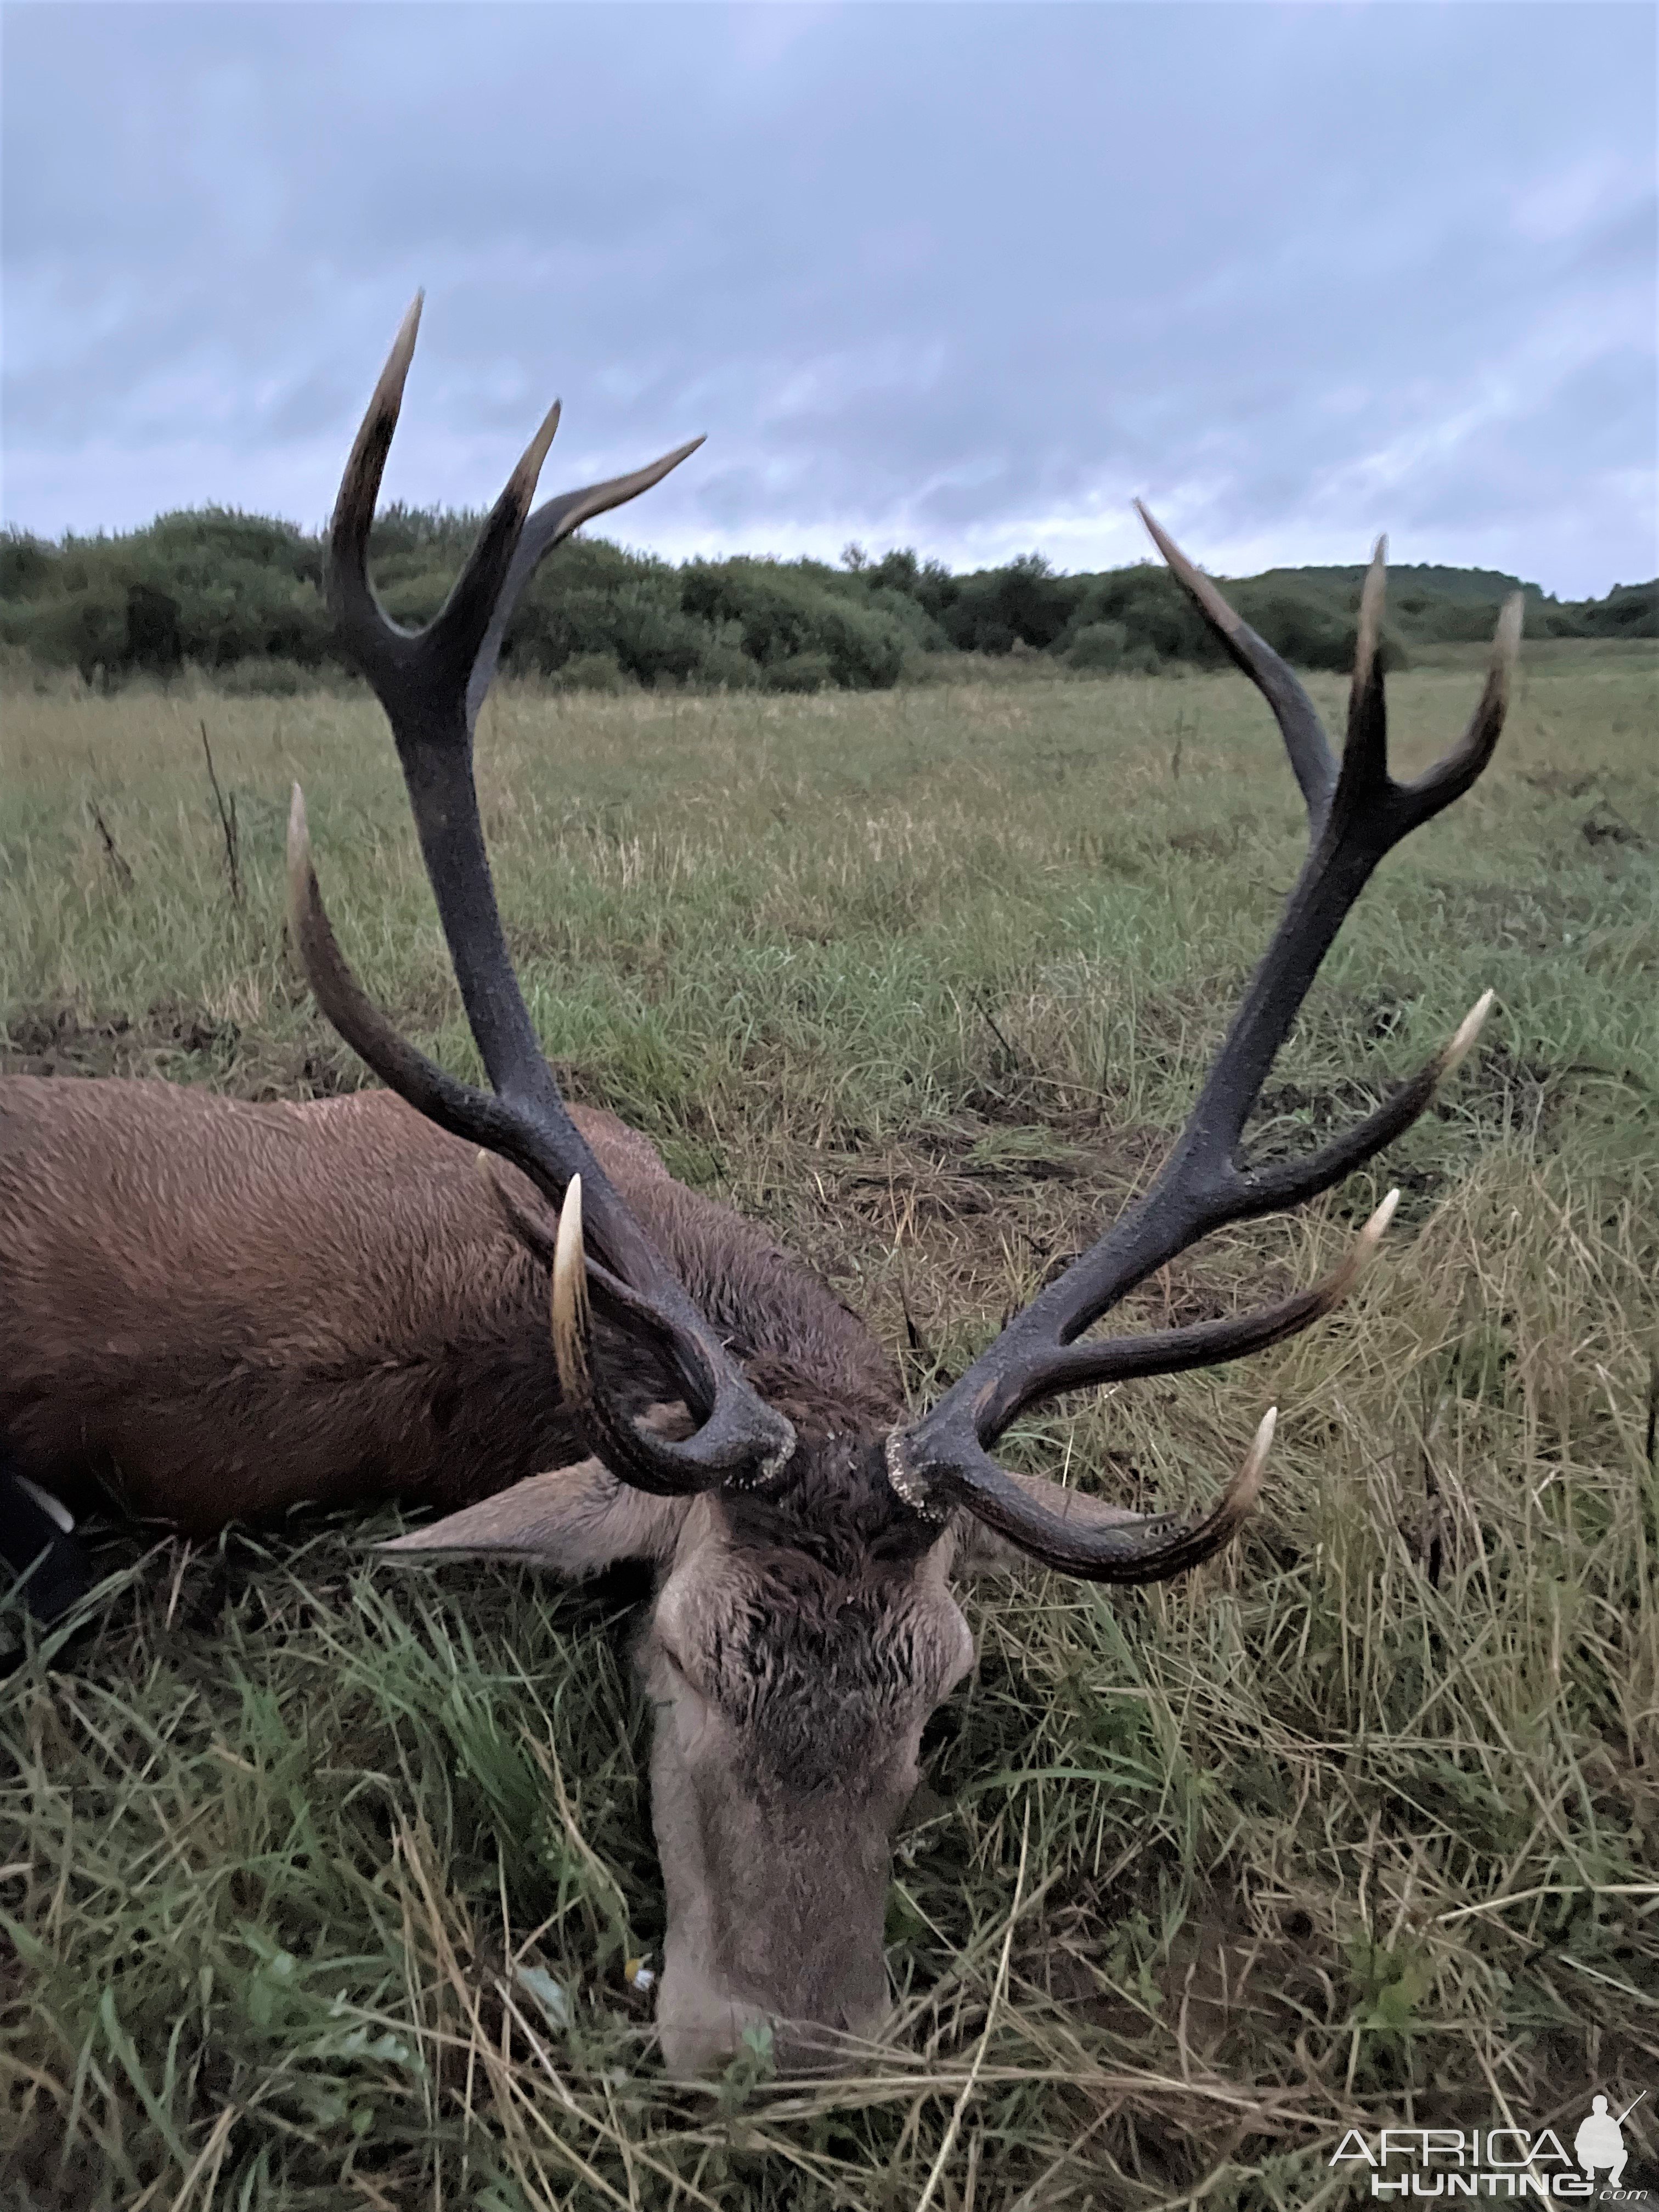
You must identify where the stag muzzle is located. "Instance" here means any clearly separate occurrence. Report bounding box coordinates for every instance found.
[648,1721,896,2076]
[656,1923,890,2079]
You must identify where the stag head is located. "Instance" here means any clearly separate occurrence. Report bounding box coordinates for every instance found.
[290,298,1518,2073]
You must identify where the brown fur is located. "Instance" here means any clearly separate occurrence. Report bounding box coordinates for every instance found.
[0,1074,903,1533]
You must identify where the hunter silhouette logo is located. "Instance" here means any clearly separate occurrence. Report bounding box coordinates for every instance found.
[1576,2094,1644,2192]
[1330,2090,1652,2198]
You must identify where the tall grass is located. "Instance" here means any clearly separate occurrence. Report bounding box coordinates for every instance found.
[3,649,1656,2207]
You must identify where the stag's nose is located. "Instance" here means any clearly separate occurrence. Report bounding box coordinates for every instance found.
[656,1966,888,2079]
[656,1985,770,2080]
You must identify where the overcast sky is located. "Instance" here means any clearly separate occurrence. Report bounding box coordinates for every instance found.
[3,3,1654,596]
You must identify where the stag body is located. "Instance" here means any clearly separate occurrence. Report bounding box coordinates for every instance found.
[1,1080,946,2064]
[0,296,1520,2074]
[0,1080,897,1531]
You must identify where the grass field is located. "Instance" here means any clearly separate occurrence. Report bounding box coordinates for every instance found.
[2,645,1656,2209]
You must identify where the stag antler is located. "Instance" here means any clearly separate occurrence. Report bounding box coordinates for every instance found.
[287,296,794,1496]
[888,514,1520,1578]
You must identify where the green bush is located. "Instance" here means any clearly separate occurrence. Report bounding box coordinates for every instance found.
[1577,580,1658,637]
[762,650,834,693]
[680,560,909,689]
[0,528,59,601]
[939,554,1081,654]
[1061,568,1218,665]
[8,583,128,682]
[1066,619,1131,672]
[125,583,183,675]
[551,650,636,695]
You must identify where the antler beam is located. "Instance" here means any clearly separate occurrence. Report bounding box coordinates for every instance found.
[290,296,794,1497]
[889,516,1520,1576]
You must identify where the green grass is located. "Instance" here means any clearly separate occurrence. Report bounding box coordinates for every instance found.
[3,646,1657,2208]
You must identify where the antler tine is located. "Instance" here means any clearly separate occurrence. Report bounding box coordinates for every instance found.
[550,1176,594,1421]
[1398,592,1523,821]
[1136,500,1337,819]
[465,436,706,735]
[893,1407,1278,1583]
[963,1188,1400,1442]
[289,784,529,1153]
[543,1179,734,1496]
[331,300,703,740]
[330,291,562,716]
[889,525,1519,1576]
[297,304,795,1497]
[1235,989,1492,1218]
[1341,537,1390,798]
[328,294,425,659]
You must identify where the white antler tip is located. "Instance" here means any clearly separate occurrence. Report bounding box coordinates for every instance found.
[1231,1407,1277,1504]
[528,397,562,474]
[1356,543,1387,665]
[1367,1187,1402,1242]
[1443,988,1496,1076]
[549,1176,591,1401]
[555,1173,584,1253]
[374,295,424,414]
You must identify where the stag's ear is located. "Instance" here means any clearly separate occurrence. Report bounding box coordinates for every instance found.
[945,1471,1151,1581]
[376,1455,687,1576]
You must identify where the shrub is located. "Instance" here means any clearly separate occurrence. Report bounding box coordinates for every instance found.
[1230,586,1397,672]
[1066,619,1131,672]
[694,624,763,691]
[10,584,128,682]
[940,554,1081,655]
[145,508,321,590]
[681,561,908,689]
[762,650,833,693]
[552,650,636,695]
[126,583,183,677]
[0,529,59,600]
[1578,580,1658,638]
[607,587,712,687]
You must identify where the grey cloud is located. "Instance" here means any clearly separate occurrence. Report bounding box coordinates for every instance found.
[3,3,1652,595]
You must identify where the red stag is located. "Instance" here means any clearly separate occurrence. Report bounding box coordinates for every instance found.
[0,299,1518,2072]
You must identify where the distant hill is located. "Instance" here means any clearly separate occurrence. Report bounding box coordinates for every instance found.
[1256,562,1545,605]
[1233,562,1656,647]
[2,508,1652,693]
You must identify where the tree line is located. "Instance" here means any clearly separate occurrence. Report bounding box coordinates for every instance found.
[2,507,1651,694]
